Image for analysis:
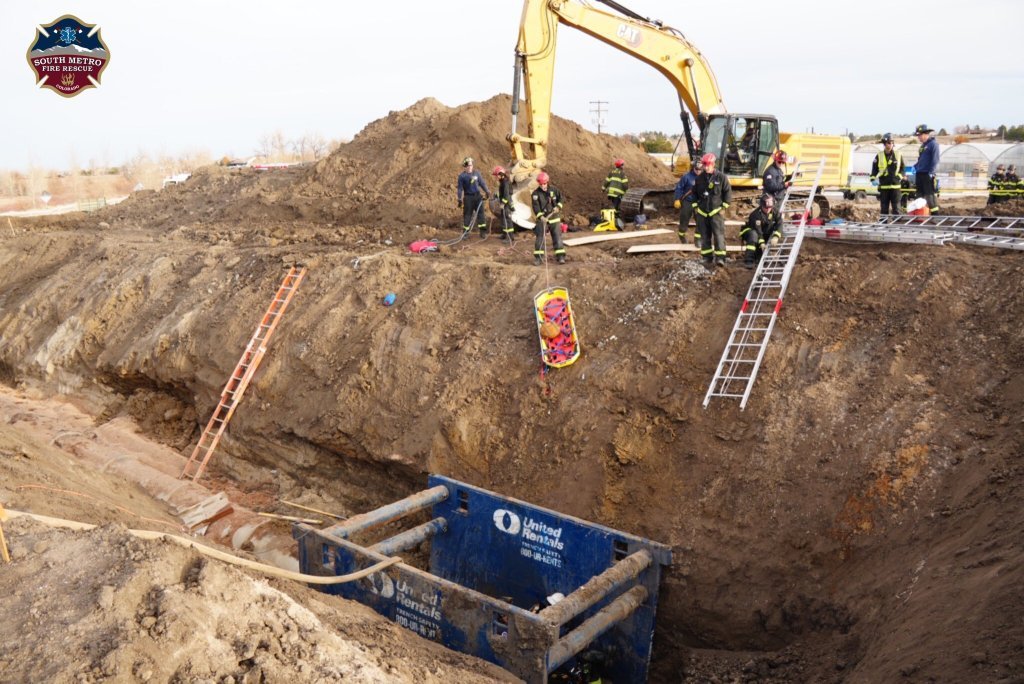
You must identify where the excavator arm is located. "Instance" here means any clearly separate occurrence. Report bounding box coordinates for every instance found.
[509,0,727,176]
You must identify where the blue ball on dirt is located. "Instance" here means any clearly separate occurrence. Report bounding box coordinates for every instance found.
[383,293,397,306]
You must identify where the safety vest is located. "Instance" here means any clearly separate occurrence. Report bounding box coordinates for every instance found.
[875,150,903,190]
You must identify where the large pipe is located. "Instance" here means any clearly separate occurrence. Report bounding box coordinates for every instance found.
[369,517,447,556]
[546,585,648,672]
[539,549,652,626]
[323,485,449,540]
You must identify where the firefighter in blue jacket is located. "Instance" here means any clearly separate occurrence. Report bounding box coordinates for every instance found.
[456,157,490,237]
[913,125,940,214]
[762,150,790,205]
[672,157,703,245]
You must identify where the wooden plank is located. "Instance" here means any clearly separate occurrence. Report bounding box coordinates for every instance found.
[179,492,233,531]
[563,228,672,246]
[626,243,744,254]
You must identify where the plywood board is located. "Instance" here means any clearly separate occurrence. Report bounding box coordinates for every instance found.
[563,228,672,246]
[626,243,743,254]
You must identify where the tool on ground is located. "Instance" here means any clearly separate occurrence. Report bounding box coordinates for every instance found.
[703,159,824,410]
[180,265,306,481]
[279,498,345,520]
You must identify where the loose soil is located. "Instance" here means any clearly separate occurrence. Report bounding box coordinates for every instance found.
[2,95,1023,683]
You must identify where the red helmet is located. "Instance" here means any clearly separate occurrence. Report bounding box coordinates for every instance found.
[536,171,550,185]
[774,150,787,163]
[701,153,717,166]
[614,159,625,168]
[492,165,506,176]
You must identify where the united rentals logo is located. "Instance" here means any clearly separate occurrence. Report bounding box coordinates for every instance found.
[27,15,110,97]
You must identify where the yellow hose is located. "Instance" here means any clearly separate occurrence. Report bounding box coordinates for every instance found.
[1,508,400,584]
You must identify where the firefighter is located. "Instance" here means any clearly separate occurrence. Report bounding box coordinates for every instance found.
[1007,165,1021,202]
[456,157,490,237]
[602,159,629,227]
[762,150,790,205]
[692,152,732,267]
[871,133,905,215]
[531,172,567,265]
[913,124,940,214]
[988,164,1007,205]
[739,194,782,269]
[672,157,703,245]
[492,166,515,241]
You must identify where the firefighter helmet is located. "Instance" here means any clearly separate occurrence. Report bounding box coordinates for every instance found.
[536,171,550,185]
[701,153,717,166]
[774,150,787,163]
[462,157,474,167]
[492,165,506,176]
[614,158,625,168]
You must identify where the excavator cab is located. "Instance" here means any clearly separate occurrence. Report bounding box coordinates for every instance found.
[701,114,779,185]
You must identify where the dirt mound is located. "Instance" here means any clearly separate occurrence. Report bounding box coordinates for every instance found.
[980,198,1024,217]
[0,518,509,683]
[84,95,675,235]
[295,94,677,227]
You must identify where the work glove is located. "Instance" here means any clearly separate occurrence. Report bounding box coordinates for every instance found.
[673,199,681,209]
[871,179,879,187]
[457,200,462,208]
[770,235,780,246]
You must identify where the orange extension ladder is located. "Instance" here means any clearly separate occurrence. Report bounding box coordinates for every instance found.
[180,265,307,481]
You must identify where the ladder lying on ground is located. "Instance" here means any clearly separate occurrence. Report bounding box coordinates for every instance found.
[703,158,825,410]
[180,265,307,481]
[803,214,1024,251]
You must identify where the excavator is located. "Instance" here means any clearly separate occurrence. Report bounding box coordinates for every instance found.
[505,0,850,225]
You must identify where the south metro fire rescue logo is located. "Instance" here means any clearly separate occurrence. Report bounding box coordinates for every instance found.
[27,15,110,97]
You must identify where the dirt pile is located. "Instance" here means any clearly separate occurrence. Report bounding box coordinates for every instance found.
[297,94,676,227]
[0,517,510,683]
[91,95,676,234]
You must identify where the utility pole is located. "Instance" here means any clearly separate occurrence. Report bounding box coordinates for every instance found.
[590,100,608,134]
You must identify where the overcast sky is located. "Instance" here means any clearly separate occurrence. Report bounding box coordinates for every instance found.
[2,0,1021,171]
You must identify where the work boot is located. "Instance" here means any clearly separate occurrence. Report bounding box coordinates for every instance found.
[534,255,543,266]
[556,254,566,265]
[479,229,487,239]
[715,257,728,267]
[744,260,754,269]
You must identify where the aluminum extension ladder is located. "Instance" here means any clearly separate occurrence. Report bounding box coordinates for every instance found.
[802,214,1024,251]
[180,265,307,481]
[702,158,825,410]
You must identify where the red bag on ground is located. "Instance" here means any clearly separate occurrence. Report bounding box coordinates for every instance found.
[409,240,439,253]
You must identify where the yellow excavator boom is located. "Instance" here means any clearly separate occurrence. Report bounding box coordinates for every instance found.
[510,0,725,175]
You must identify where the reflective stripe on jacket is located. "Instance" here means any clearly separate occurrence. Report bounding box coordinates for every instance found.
[872,150,904,190]
[602,168,629,198]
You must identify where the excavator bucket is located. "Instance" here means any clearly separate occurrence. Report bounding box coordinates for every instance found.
[507,162,539,229]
